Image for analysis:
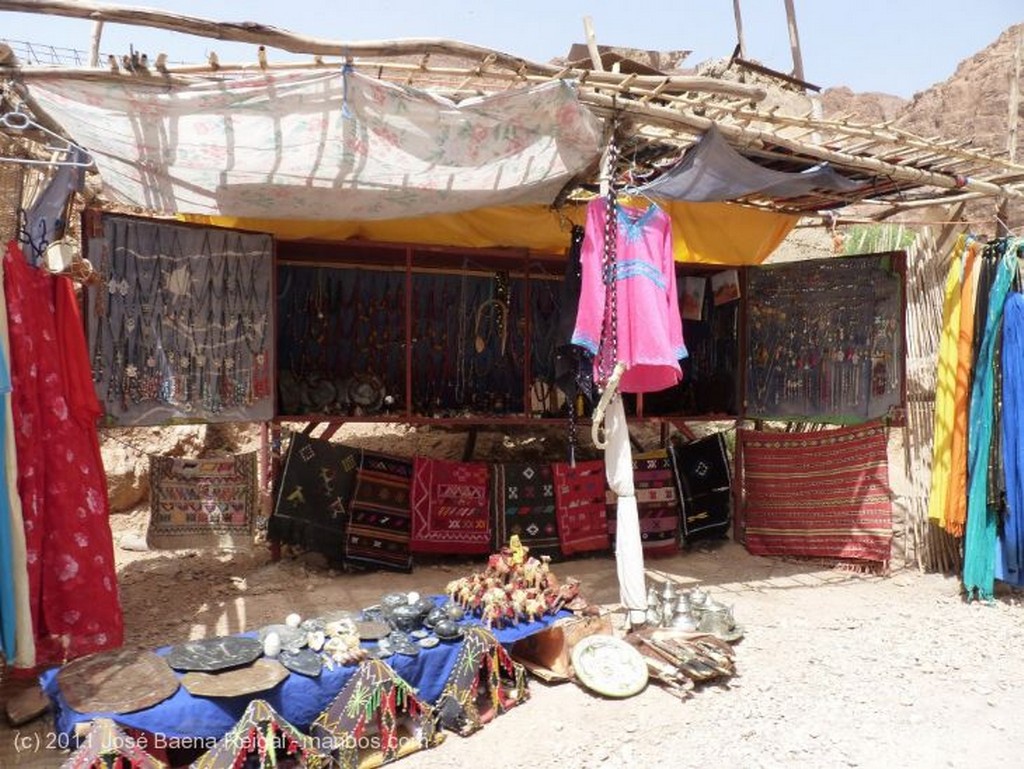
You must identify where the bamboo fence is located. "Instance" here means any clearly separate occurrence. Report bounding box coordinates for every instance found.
[901,222,964,573]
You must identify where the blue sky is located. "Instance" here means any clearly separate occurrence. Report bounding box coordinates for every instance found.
[1,1,1021,98]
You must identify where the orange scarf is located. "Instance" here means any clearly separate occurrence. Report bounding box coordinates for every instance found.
[944,241,981,536]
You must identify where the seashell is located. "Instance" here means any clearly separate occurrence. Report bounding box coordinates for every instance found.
[325,618,356,637]
[285,613,302,628]
[307,630,326,651]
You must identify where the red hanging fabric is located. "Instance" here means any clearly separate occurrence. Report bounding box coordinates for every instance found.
[4,241,123,665]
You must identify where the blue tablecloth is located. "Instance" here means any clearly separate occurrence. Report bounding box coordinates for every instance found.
[41,599,568,741]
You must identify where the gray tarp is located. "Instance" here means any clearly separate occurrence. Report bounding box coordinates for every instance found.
[641,124,864,202]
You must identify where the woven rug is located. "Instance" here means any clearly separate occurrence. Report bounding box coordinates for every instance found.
[606,450,681,557]
[345,451,414,572]
[632,450,681,557]
[738,422,893,569]
[269,432,360,561]
[410,457,491,554]
[491,462,560,556]
[147,452,257,551]
[669,433,733,543]
[553,460,610,556]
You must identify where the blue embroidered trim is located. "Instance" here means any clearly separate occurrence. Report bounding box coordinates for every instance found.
[617,204,658,242]
[571,333,599,355]
[613,259,667,289]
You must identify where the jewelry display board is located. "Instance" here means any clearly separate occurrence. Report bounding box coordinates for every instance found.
[275,245,563,420]
[743,252,905,423]
[409,269,527,416]
[276,265,406,416]
[85,213,275,426]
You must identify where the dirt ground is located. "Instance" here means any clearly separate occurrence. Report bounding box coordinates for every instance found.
[4,504,1024,769]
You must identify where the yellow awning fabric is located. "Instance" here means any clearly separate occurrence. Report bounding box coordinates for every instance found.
[185,200,797,266]
[663,201,798,265]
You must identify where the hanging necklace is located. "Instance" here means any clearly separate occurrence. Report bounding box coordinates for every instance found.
[596,140,620,387]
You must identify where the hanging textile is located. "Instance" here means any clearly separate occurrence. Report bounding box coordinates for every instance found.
[552,459,610,556]
[670,432,734,544]
[962,243,1017,600]
[0,253,34,669]
[944,240,981,536]
[639,124,864,203]
[269,433,360,561]
[491,462,561,557]
[4,241,123,664]
[604,396,647,624]
[997,292,1024,587]
[571,196,687,394]
[738,421,893,571]
[927,237,968,528]
[0,341,14,658]
[26,72,602,221]
[344,451,414,572]
[606,448,681,558]
[410,457,491,555]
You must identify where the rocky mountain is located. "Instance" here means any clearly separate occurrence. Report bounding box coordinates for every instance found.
[821,23,1024,231]
[820,87,906,125]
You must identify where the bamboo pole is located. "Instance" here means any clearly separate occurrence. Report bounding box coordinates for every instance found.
[783,0,806,84]
[0,0,553,75]
[88,20,103,68]
[579,90,1024,199]
[1,58,769,101]
[582,16,604,72]
[722,105,1024,175]
[732,0,746,59]
[0,0,764,102]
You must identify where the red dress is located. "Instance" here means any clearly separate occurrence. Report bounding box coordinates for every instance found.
[5,242,123,664]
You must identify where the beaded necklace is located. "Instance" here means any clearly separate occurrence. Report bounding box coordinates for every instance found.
[596,136,620,387]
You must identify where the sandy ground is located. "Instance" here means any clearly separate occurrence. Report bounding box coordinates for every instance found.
[4,505,1024,769]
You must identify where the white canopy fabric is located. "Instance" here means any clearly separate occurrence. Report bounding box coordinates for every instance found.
[26,69,602,221]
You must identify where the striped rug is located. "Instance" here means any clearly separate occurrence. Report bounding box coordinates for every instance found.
[345,451,414,572]
[738,421,892,570]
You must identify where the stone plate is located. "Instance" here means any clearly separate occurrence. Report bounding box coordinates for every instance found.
[356,621,391,641]
[278,648,323,677]
[182,658,289,698]
[58,649,179,714]
[165,636,263,672]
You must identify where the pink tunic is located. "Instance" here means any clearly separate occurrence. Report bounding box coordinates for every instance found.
[571,198,686,393]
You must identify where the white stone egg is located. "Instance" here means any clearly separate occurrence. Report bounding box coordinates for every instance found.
[263,631,281,658]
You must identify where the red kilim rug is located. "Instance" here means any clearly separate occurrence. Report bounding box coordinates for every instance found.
[410,457,491,554]
[738,421,892,570]
[553,460,610,556]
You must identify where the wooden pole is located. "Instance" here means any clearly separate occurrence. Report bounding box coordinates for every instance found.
[88,20,104,68]
[732,0,746,59]
[0,0,549,76]
[582,16,604,71]
[997,30,1022,236]
[783,0,806,84]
